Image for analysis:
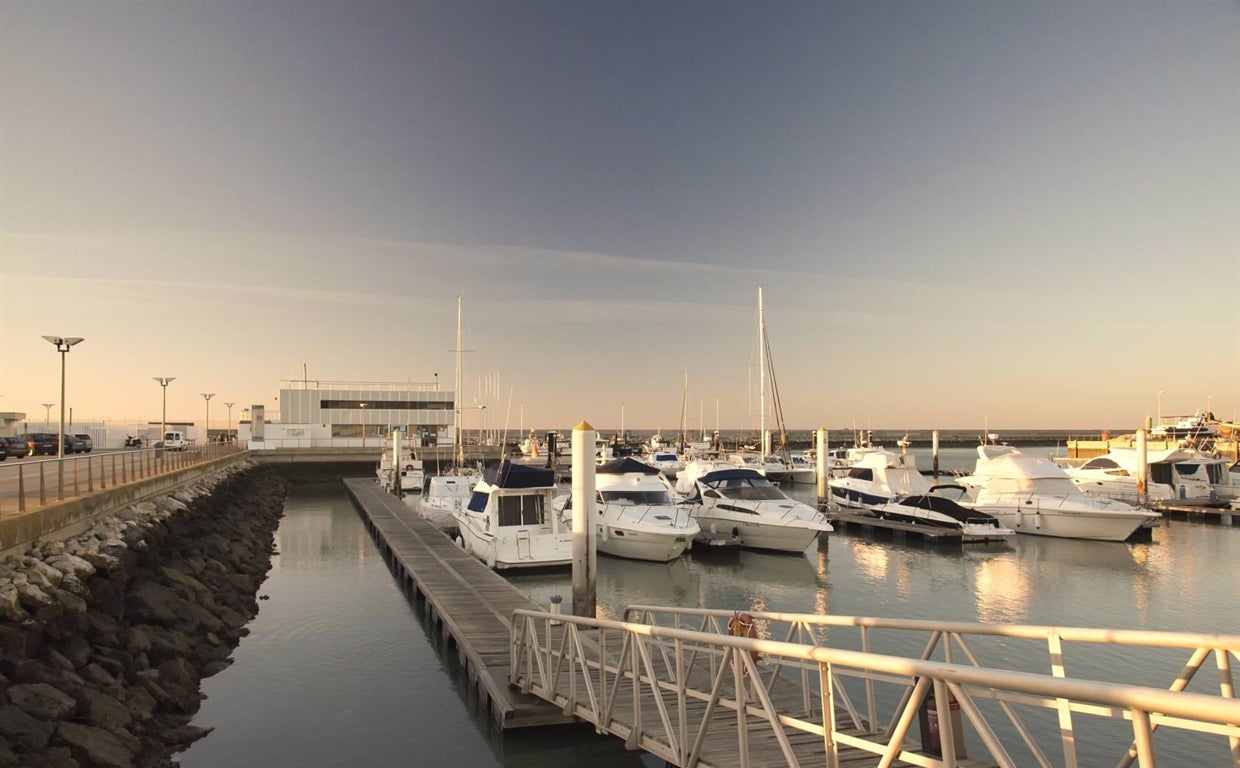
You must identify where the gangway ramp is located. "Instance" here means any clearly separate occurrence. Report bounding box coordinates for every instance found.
[510,606,1240,767]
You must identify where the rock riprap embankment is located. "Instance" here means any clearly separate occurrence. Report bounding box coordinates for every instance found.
[0,463,286,767]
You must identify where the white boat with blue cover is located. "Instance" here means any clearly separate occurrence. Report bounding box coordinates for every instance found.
[827,446,1011,540]
[684,467,833,553]
[555,457,700,562]
[453,462,571,570]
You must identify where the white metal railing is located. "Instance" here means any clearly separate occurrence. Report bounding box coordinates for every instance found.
[510,606,1240,768]
[0,443,245,515]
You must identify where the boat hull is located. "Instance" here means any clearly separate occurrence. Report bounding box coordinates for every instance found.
[594,523,692,562]
[965,503,1154,542]
[454,514,573,569]
[691,513,827,553]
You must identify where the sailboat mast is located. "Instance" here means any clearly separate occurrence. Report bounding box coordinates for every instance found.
[679,368,689,450]
[454,295,464,467]
[759,285,766,462]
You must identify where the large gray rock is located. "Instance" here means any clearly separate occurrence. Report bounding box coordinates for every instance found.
[55,721,134,768]
[76,687,132,732]
[45,554,95,582]
[53,588,87,615]
[23,558,63,589]
[157,566,209,597]
[0,702,55,750]
[123,579,182,625]
[15,582,54,612]
[7,683,76,720]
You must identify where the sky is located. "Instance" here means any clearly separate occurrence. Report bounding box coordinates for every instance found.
[1,0,1237,433]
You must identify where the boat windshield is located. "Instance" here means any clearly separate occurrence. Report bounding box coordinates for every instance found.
[703,476,785,501]
[601,490,673,505]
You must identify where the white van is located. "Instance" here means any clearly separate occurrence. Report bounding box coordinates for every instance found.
[163,431,188,451]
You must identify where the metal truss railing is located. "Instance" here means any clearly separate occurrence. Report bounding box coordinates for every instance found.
[511,605,1240,768]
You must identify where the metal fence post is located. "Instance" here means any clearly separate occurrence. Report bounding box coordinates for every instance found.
[39,462,46,506]
[17,465,26,512]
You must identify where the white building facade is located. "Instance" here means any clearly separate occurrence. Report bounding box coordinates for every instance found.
[242,380,457,449]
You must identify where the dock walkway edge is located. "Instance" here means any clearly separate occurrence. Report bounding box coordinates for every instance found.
[342,478,573,730]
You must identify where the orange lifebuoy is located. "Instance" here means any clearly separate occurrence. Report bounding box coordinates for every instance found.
[728,611,760,664]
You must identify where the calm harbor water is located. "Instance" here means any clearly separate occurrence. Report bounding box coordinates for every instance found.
[181,448,1237,767]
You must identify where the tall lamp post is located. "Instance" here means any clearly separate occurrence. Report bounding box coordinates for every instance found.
[43,336,84,459]
[42,403,54,430]
[201,393,214,445]
[225,402,235,444]
[154,377,175,452]
[360,402,368,448]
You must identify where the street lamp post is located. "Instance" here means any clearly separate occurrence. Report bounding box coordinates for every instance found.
[360,402,368,448]
[434,372,439,391]
[42,403,54,430]
[201,393,214,445]
[154,377,175,452]
[43,336,84,459]
[225,402,235,444]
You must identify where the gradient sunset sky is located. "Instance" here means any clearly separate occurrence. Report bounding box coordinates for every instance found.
[2,1,1236,432]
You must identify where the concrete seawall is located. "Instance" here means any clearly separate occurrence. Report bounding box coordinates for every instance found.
[0,453,251,558]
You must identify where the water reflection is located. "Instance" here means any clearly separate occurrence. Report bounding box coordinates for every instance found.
[183,477,1238,767]
[184,486,657,768]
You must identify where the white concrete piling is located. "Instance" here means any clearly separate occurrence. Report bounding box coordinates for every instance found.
[571,421,597,617]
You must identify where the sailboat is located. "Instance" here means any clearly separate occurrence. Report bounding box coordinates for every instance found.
[754,286,815,485]
[414,296,481,530]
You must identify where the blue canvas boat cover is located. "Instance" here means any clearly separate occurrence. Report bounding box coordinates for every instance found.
[597,457,661,475]
[685,467,767,502]
[698,468,766,484]
[483,461,556,488]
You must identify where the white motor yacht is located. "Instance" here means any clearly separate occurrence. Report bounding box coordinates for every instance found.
[866,496,1014,542]
[643,449,685,479]
[828,446,927,510]
[684,467,833,553]
[827,447,1011,540]
[375,431,424,497]
[674,455,739,496]
[453,462,571,570]
[1062,447,1217,507]
[779,452,818,485]
[957,446,1159,541]
[414,469,480,530]
[554,457,700,562]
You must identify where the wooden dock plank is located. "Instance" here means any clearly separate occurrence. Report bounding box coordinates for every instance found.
[344,478,573,730]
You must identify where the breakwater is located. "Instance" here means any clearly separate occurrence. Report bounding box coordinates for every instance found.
[0,463,286,767]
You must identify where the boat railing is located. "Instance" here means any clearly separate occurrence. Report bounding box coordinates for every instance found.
[540,605,1240,767]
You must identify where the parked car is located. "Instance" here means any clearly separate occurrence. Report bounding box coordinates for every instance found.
[62,434,85,454]
[73,434,93,453]
[1,436,27,460]
[19,433,59,456]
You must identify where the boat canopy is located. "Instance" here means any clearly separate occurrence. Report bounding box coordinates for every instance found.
[686,467,786,502]
[598,457,661,475]
[483,462,556,489]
